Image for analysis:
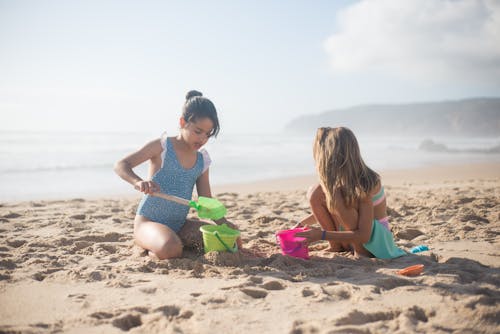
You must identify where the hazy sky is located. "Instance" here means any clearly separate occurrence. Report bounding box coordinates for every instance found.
[1,0,499,134]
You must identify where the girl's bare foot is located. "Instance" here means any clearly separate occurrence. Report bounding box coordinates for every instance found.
[148,250,161,260]
[326,243,345,252]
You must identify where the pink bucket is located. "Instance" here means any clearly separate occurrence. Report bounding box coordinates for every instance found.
[276,227,310,259]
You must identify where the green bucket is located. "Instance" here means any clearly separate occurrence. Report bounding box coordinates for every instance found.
[199,224,240,253]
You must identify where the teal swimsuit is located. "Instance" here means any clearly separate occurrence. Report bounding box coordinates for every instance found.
[136,135,210,233]
[363,186,406,259]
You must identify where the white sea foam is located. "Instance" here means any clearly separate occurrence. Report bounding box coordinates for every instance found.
[0,130,499,201]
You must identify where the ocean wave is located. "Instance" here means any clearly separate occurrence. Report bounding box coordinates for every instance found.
[1,163,114,174]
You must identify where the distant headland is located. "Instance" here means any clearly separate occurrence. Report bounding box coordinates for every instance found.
[285,97,500,137]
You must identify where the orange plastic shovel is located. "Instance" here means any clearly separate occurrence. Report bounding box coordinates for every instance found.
[397,264,424,276]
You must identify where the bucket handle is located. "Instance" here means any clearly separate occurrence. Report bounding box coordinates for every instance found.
[214,231,238,253]
[283,244,303,255]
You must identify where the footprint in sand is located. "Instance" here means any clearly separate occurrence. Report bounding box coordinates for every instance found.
[78,232,127,243]
[139,287,157,294]
[89,311,114,320]
[6,239,26,248]
[396,229,424,240]
[68,293,88,302]
[335,309,399,326]
[0,259,17,270]
[403,305,430,323]
[32,268,63,281]
[153,305,181,318]
[201,297,227,305]
[375,276,414,290]
[301,287,315,297]
[240,288,268,299]
[70,241,93,253]
[0,273,11,281]
[290,320,320,334]
[3,212,22,219]
[92,214,112,219]
[461,214,489,224]
[87,270,108,282]
[248,276,263,284]
[260,280,285,291]
[112,313,142,331]
[321,284,356,300]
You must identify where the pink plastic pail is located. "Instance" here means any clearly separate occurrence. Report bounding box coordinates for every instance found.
[276,227,310,259]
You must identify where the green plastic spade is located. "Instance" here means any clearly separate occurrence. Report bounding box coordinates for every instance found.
[152,192,227,220]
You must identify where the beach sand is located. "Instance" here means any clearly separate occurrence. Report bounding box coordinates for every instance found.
[1,163,499,333]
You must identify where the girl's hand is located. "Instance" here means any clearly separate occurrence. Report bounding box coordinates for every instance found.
[134,180,160,194]
[293,214,316,229]
[224,220,239,231]
[295,228,324,243]
[214,217,238,229]
[214,218,242,249]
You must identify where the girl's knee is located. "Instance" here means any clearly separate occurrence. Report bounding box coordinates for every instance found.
[134,226,183,259]
[154,240,183,259]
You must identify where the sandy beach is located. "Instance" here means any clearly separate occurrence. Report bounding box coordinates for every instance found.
[1,162,499,333]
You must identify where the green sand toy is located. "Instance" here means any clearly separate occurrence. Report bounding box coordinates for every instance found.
[199,224,240,253]
[152,192,227,220]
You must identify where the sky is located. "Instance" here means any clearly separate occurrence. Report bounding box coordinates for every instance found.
[1,0,499,134]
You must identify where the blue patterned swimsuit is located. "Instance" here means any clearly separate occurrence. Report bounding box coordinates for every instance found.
[136,136,210,233]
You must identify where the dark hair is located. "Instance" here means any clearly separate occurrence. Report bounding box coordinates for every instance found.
[182,90,220,137]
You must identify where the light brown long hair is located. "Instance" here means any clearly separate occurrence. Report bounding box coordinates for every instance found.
[313,127,379,210]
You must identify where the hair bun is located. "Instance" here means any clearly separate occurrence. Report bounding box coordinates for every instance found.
[185,90,203,101]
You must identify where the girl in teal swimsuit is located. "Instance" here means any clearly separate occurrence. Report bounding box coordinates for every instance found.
[295,127,405,259]
[114,90,238,259]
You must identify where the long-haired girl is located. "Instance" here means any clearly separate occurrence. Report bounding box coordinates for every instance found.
[296,127,405,258]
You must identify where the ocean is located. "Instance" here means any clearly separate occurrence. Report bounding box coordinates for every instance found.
[1,130,499,201]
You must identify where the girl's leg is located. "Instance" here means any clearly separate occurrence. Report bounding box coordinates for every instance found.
[134,215,183,259]
[307,184,347,252]
[179,219,244,253]
[178,219,206,252]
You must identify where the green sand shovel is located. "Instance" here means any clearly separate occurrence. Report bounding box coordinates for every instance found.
[152,192,227,220]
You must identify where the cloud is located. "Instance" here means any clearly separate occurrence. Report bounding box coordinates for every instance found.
[325,0,500,83]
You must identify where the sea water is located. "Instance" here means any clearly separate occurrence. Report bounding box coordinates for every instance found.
[0,130,499,201]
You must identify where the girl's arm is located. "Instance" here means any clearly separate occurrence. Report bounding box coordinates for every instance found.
[196,169,239,233]
[195,169,223,225]
[114,139,163,193]
[296,197,373,244]
[293,214,316,228]
[195,169,212,198]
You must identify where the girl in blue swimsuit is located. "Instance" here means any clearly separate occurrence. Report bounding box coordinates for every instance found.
[115,90,237,259]
[295,127,405,259]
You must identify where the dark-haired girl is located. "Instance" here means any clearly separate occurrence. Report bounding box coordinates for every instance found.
[115,90,237,259]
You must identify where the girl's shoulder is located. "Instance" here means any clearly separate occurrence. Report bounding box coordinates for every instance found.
[160,132,172,149]
[370,180,383,196]
[199,148,211,173]
[358,179,382,202]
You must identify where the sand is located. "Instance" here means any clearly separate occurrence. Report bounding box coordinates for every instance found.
[0,163,499,333]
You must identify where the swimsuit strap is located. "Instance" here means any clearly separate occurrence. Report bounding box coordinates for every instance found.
[372,186,386,206]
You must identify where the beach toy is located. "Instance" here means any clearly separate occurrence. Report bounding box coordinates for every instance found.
[397,264,424,276]
[275,227,310,260]
[152,192,227,220]
[410,245,429,254]
[199,224,240,253]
